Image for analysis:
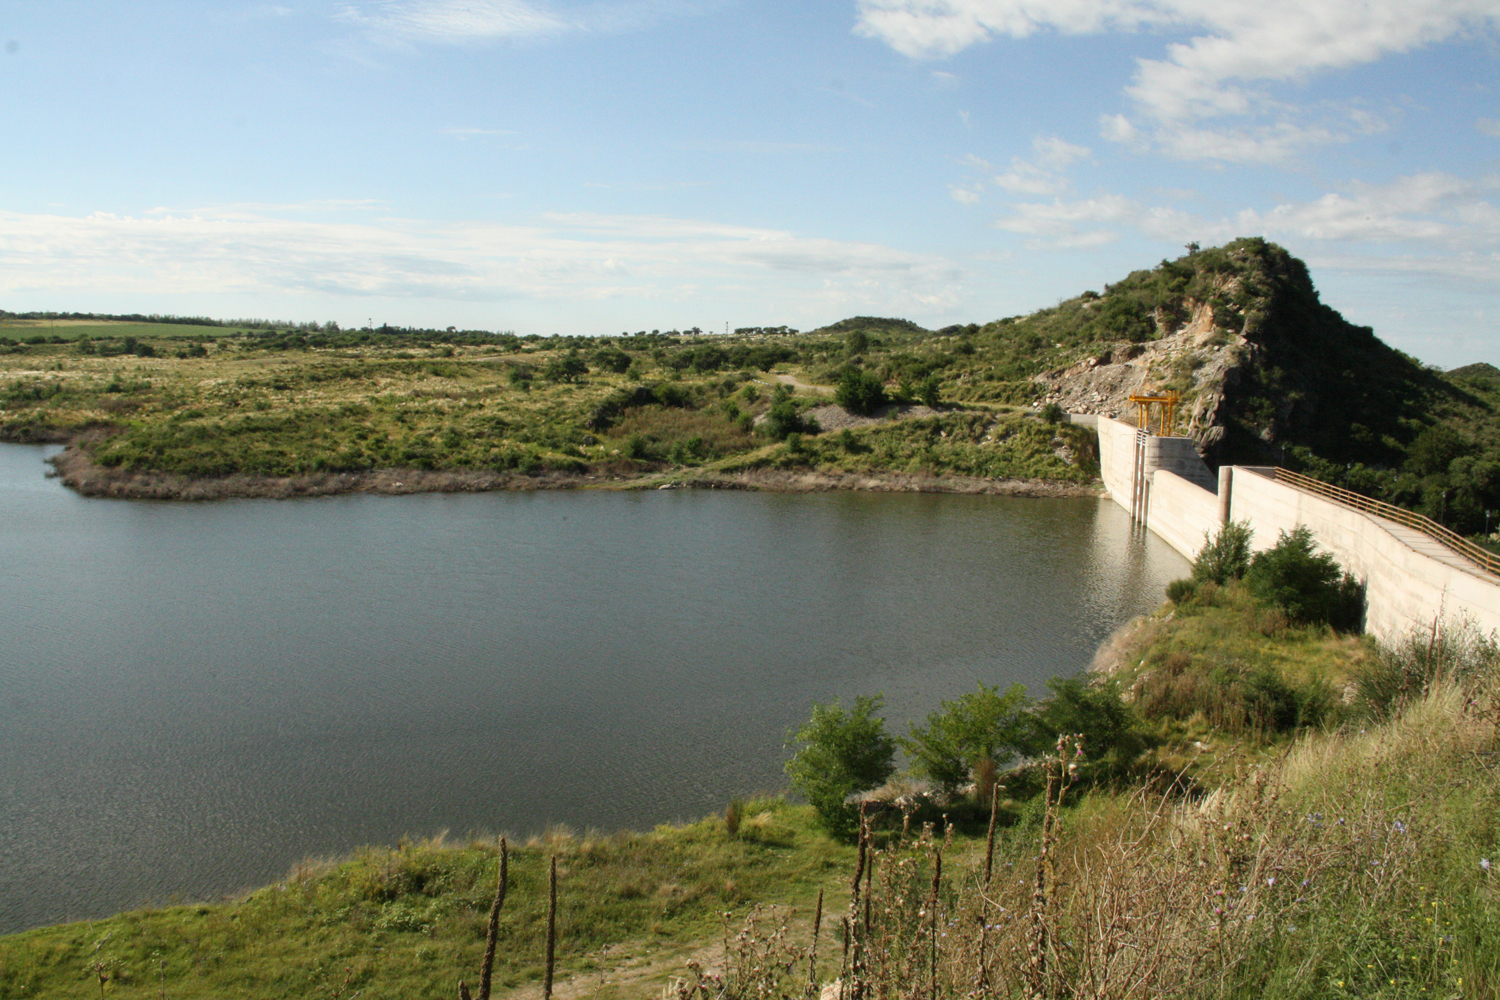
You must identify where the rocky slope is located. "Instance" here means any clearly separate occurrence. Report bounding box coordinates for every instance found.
[1015,238,1469,472]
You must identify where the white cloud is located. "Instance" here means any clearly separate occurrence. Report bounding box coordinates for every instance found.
[0,208,965,320]
[988,171,1500,285]
[992,136,1091,195]
[949,184,983,204]
[336,0,565,43]
[856,0,1500,164]
[992,193,1135,247]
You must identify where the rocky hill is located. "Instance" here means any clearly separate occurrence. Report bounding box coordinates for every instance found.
[986,237,1496,533]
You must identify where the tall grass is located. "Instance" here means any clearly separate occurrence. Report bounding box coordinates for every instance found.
[690,643,1500,999]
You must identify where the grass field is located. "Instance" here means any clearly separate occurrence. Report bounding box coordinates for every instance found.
[0,322,1094,490]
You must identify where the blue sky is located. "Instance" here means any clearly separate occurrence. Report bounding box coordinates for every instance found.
[1,0,1496,366]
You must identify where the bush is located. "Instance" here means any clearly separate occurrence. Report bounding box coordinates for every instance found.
[1244,526,1364,630]
[1192,520,1253,585]
[762,385,809,440]
[1165,578,1198,604]
[834,368,887,416]
[1030,675,1151,779]
[1039,402,1065,424]
[785,695,896,839]
[543,351,588,383]
[900,683,1033,794]
[1357,619,1500,719]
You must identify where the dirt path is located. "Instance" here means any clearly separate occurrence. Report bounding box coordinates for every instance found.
[772,373,831,393]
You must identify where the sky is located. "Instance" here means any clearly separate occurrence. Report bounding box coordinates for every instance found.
[0,1,1497,367]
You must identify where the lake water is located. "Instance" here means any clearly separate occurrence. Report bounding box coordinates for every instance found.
[0,443,1187,933]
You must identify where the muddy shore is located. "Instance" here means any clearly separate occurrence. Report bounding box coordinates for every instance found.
[44,441,1102,501]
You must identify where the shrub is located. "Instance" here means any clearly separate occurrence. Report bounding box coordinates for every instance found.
[900,683,1033,794]
[1165,578,1198,604]
[543,351,588,383]
[785,695,896,839]
[834,368,887,416]
[1192,519,1253,585]
[762,386,809,441]
[1039,402,1065,424]
[1244,526,1364,630]
[917,375,940,408]
[1357,618,1500,719]
[1031,675,1151,778]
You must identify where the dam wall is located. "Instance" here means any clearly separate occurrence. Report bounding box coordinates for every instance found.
[1095,414,1500,639]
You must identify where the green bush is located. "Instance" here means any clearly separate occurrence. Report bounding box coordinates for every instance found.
[1244,526,1364,630]
[834,368,887,416]
[900,682,1033,793]
[1030,675,1151,780]
[1192,519,1253,585]
[1165,578,1198,604]
[762,385,810,440]
[785,695,896,840]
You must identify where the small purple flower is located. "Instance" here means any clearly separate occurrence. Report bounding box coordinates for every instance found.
[1392,820,1407,834]
[1482,858,1492,872]
[1267,877,1276,887]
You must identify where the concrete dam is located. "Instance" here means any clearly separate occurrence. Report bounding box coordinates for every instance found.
[1093,414,1500,639]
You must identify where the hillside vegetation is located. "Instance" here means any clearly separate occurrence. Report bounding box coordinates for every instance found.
[0,314,1096,498]
[4,239,1494,533]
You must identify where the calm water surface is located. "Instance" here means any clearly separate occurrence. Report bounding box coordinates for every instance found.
[0,443,1187,932]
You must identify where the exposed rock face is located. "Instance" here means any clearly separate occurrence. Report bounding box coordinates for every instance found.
[1022,238,1446,473]
[1030,298,1246,460]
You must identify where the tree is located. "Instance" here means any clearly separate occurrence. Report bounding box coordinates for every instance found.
[917,375,941,408]
[763,384,808,440]
[1192,520,1253,585]
[900,683,1033,794]
[1245,526,1364,630]
[543,351,588,383]
[835,368,887,416]
[1030,676,1150,780]
[785,695,896,839]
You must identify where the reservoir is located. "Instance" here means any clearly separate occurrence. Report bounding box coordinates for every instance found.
[0,443,1188,933]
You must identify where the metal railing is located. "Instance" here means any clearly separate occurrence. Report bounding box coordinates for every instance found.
[1269,467,1500,578]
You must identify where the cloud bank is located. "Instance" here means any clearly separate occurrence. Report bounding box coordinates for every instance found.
[0,207,966,324]
[855,0,1499,162]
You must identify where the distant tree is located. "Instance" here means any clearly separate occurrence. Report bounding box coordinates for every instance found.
[846,330,869,356]
[543,351,588,383]
[1193,520,1254,585]
[763,384,809,440]
[918,375,941,408]
[835,368,887,416]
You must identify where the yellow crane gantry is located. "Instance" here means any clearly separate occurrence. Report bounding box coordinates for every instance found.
[1128,391,1180,436]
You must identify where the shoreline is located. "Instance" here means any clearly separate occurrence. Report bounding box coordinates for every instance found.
[42,440,1103,501]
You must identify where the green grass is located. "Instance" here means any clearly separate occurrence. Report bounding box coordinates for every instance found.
[0,324,1102,486]
[0,800,853,1000]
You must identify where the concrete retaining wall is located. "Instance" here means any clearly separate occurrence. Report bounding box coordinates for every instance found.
[1096,413,1138,505]
[1145,469,1223,561]
[1226,468,1500,638]
[1093,415,1500,639]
